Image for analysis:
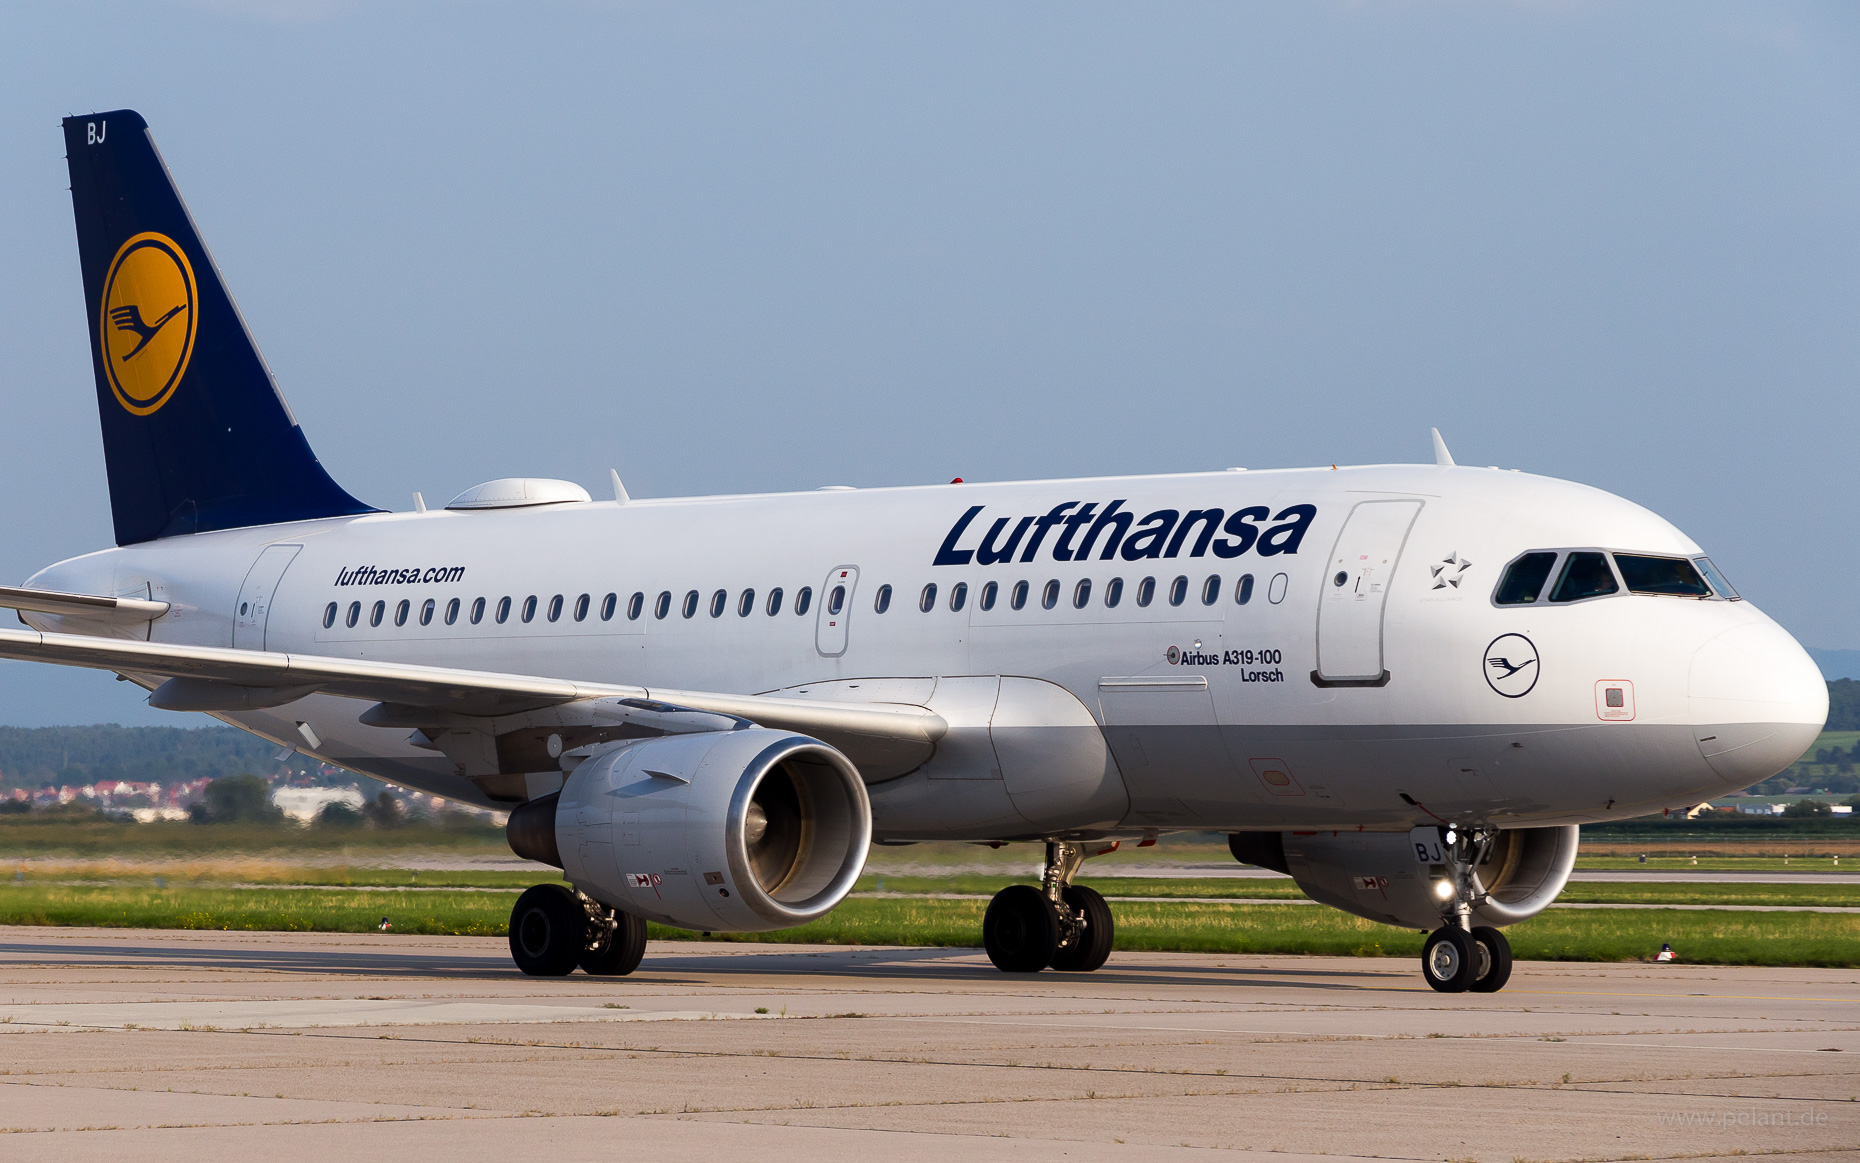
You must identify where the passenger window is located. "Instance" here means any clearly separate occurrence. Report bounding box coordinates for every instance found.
[420,598,435,626]
[710,589,727,618]
[1104,577,1123,608]
[950,582,968,611]
[1136,577,1155,607]
[497,596,512,624]
[600,593,617,621]
[547,595,563,622]
[1010,580,1029,610]
[1614,554,1711,597]
[1201,575,1221,606]
[470,597,485,625]
[682,590,699,618]
[573,593,590,621]
[795,586,813,615]
[1169,576,1188,607]
[1495,552,1557,605]
[370,600,386,628]
[1042,579,1060,610]
[827,585,845,615]
[1073,578,1091,609]
[918,583,936,613]
[874,584,892,613]
[395,599,410,627]
[445,598,460,625]
[522,596,538,623]
[347,601,361,628]
[623,592,641,620]
[1694,557,1738,600]
[322,602,337,629]
[1549,552,1618,603]
[766,587,784,616]
[979,581,998,611]
[1235,574,1254,605]
[738,589,755,617]
[654,591,672,619]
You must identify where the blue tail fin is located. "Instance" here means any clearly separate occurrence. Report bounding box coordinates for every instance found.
[62,110,376,545]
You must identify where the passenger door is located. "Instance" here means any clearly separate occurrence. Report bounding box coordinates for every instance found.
[1314,500,1421,684]
[233,544,302,651]
[814,565,859,657]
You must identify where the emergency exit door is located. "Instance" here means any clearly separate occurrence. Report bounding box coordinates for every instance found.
[1314,500,1421,684]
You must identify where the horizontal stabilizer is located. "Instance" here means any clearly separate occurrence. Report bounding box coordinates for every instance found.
[0,585,168,625]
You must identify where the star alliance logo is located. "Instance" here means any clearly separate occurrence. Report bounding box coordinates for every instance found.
[1431,551,1472,590]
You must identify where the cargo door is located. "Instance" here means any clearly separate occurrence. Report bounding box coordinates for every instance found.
[1314,500,1420,684]
[233,544,302,651]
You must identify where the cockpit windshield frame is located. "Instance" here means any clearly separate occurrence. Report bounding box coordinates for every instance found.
[1491,548,1732,608]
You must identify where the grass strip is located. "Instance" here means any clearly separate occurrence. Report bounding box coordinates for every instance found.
[2,885,1854,967]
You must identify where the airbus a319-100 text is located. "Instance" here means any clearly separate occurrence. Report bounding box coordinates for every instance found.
[4,111,1826,991]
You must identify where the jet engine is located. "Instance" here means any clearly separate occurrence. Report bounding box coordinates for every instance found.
[506,728,871,932]
[1230,825,1579,931]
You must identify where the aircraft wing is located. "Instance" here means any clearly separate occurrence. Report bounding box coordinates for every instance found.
[0,625,947,769]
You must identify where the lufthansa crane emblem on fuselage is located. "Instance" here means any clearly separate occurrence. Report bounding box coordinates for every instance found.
[1483,633,1539,698]
[98,231,197,416]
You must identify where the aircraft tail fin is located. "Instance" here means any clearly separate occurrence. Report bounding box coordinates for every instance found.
[61,110,375,545]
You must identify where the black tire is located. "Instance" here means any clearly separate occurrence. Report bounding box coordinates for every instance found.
[982,884,1061,973]
[508,883,587,977]
[1468,925,1513,993]
[1050,885,1114,973]
[1422,926,1477,993]
[579,909,649,976]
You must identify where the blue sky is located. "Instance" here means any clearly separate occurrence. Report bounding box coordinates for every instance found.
[1,1,1856,724]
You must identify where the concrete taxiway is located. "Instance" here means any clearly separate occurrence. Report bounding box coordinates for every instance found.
[0,927,1854,1161]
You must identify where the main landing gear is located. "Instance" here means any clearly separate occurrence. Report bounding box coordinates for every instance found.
[509,883,648,977]
[982,841,1116,974]
[1421,826,1512,994]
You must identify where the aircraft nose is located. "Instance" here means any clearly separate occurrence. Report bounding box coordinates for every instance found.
[1689,620,1827,787]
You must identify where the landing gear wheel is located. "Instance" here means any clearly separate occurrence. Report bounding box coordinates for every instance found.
[1422,926,1477,993]
[1467,925,1513,993]
[983,884,1061,973]
[579,909,648,976]
[1050,885,1115,973]
[508,884,587,977]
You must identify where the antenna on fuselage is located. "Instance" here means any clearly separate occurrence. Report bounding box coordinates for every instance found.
[610,469,630,504]
[1430,428,1456,467]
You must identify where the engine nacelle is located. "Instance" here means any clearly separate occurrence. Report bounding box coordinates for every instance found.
[510,729,871,933]
[1232,826,1579,931]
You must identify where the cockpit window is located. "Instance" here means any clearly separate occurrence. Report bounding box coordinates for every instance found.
[1693,557,1739,600]
[1494,553,1556,605]
[1549,552,1618,603]
[1614,554,1711,598]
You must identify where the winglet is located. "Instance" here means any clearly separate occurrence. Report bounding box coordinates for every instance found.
[1430,428,1455,467]
[610,469,630,504]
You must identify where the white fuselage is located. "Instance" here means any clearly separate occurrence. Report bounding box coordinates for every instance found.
[25,463,1826,838]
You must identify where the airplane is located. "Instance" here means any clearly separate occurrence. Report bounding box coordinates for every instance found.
[1,110,1826,992]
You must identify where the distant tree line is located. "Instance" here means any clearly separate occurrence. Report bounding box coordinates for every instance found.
[0,725,319,790]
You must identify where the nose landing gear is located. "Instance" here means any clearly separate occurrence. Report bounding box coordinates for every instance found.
[1421,826,1514,993]
[982,841,1117,973]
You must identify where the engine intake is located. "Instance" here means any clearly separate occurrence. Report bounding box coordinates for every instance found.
[514,728,871,933]
[1233,825,1578,930]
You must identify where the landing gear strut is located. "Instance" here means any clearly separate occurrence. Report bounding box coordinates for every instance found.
[1420,825,1513,994]
[509,883,647,977]
[982,842,1116,974]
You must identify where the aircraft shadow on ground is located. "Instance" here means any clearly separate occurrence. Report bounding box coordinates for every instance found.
[0,936,1400,991]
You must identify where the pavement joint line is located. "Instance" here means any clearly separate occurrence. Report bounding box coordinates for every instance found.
[76,1019,1860,1102]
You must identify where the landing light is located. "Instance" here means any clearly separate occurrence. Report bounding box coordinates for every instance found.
[1433,879,1456,900]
